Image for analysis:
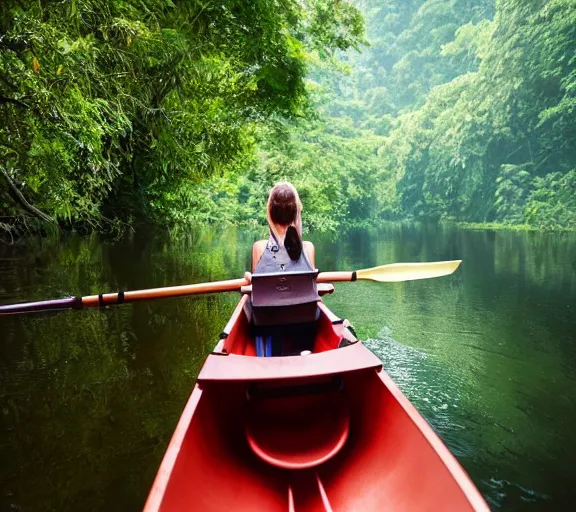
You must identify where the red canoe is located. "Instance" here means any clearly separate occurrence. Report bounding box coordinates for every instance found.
[143,286,489,511]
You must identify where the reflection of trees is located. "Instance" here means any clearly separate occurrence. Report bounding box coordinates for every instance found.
[0,228,252,511]
[2,225,575,509]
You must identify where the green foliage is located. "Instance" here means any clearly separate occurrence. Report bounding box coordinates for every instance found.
[495,164,534,223]
[166,116,398,232]
[188,0,574,233]
[525,170,576,229]
[1,0,574,236]
[0,0,364,234]
[366,0,576,229]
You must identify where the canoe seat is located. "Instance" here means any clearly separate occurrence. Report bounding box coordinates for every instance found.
[250,270,320,327]
[245,377,350,470]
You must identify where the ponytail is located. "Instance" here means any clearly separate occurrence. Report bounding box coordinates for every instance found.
[266,182,304,261]
[284,225,302,261]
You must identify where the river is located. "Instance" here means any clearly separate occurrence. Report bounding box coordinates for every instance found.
[1,223,575,511]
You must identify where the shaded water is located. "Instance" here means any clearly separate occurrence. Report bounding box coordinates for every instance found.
[1,224,575,511]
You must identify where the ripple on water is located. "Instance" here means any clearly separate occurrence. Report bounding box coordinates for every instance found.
[363,332,551,510]
[364,331,470,448]
[484,478,551,510]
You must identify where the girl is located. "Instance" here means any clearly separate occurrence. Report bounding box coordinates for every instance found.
[248,182,318,356]
[251,182,315,272]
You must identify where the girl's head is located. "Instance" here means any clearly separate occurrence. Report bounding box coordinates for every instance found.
[267,182,302,228]
[267,182,303,260]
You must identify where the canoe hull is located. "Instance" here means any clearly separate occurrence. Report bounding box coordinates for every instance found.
[144,297,489,511]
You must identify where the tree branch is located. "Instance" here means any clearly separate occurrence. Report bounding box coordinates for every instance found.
[0,167,56,224]
[0,221,15,245]
[0,73,19,91]
[0,95,29,109]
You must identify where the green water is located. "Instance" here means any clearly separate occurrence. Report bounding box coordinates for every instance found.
[1,224,575,511]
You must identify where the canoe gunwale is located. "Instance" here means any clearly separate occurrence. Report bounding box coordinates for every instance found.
[143,384,204,512]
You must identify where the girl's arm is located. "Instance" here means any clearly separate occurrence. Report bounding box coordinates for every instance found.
[252,240,268,271]
[303,241,315,268]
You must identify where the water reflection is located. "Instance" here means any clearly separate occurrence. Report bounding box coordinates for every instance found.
[0,229,256,511]
[1,224,575,511]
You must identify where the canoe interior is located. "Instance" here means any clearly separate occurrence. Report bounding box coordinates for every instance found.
[152,371,483,511]
[220,298,345,356]
[145,298,488,511]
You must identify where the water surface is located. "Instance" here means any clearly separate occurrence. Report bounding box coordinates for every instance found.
[1,224,575,511]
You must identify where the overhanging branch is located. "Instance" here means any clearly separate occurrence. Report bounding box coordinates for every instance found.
[0,95,29,108]
[0,167,56,224]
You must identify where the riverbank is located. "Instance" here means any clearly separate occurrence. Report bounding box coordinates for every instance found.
[453,221,576,233]
[4,216,576,246]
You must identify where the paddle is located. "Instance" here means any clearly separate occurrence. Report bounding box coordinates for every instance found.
[0,260,461,316]
[0,277,249,316]
[317,259,462,283]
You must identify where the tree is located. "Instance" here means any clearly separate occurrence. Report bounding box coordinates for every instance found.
[0,0,364,236]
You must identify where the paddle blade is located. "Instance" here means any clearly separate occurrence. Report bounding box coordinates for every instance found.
[0,297,82,316]
[356,260,462,282]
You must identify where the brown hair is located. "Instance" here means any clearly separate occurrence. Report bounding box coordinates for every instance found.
[267,182,303,261]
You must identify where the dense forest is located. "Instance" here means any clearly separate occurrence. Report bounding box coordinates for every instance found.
[1,0,575,237]
[0,0,364,236]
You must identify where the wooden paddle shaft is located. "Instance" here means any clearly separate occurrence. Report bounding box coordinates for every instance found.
[82,278,249,308]
[317,271,355,283]
[1,261,460,315]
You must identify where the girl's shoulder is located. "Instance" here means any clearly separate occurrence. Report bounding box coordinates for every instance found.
[252,240,268,271]
[303,241,315,268]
